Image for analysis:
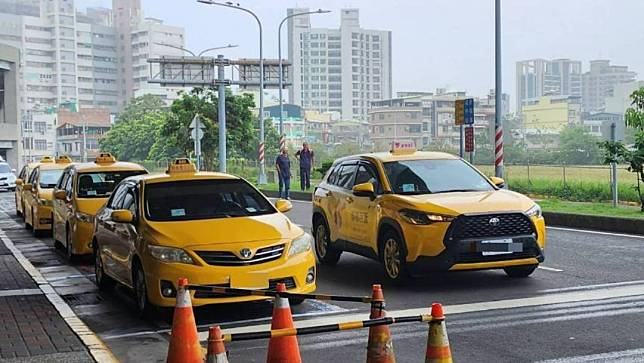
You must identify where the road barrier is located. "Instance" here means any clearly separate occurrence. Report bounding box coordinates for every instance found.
[167,279,453,363]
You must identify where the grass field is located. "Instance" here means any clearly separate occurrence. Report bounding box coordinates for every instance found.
[539,199,643,219]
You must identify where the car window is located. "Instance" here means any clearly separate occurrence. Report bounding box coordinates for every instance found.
[65,173,73,195]
[0,164,10,173]
[18,166,26,179]
[29,168,38,184]
[327,164,340,185]
[56,172,69,190]
[354,163,382,193]
[145,179,275,222]
[122,188,137,216]
[39,170,64,188]
[109,184,128,209]
[77,170,146,198]
[336,164,357,189]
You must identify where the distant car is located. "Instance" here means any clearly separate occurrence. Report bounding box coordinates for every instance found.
[52,153,148,261]
[312,144,546,282]
[22,156,73,236]
[92,158,316,314]
[0,161,17,192]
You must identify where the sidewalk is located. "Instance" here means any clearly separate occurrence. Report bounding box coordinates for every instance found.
[0,207,111,362]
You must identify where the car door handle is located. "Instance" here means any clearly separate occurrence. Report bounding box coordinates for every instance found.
[346,196,354,203]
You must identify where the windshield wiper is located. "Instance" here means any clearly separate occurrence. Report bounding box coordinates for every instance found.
[434,189,481,194]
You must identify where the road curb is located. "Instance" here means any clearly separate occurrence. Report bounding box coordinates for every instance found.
[0,230,119,363]
[261,189,643,235]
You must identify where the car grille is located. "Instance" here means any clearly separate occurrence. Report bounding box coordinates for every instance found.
[448,213,535,240]
[196,244,285,266]
[193,277,296,299]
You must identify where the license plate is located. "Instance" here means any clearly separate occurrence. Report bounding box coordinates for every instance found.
[230,273,269,289]
[479,239,523,256]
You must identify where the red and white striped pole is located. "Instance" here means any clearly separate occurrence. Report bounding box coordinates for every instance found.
[279,134,285,152]
[258,142,265,169]
[495,125,503,176]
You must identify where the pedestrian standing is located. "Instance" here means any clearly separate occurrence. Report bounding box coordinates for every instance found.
[295,142,315,191]
[275,148,292,199]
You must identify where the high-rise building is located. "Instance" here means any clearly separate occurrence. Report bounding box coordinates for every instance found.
[0,43,20,167]
[582,60,637,113]
[516,58,582,113]
[287,8,392,121]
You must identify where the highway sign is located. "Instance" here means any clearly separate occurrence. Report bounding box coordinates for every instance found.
[464,98,474,125]
[465,126,474,152]
[455,99,465,125]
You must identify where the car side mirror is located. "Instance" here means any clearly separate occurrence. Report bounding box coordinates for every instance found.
[352,182,375,197]
[275,199,293,213]
[54,190,67,200]
[23,183,32,191]
[15,179,23,186]
[489,177,505,188]
[111,209,134,223]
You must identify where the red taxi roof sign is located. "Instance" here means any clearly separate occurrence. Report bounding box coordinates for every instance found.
[166,158,197,174]
[390,140,416,155]
[95,153,116,164]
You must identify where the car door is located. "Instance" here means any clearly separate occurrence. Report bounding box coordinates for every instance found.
[15,166,27,213]
[333,162,358,242]
[52,170,70,243]
[97,183,128,283]
[111,184,139,286]
[345,162,382,247]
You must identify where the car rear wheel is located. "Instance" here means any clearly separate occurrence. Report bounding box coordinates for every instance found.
[94,242,115,291]
[133,262,154,317]
[381,230,409,283]
[25,208,32,230]
[504,265,538,278]
[313,218,341,265]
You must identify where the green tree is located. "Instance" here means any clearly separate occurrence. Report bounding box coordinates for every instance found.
[600,87,644,211]
[558,125,600,165]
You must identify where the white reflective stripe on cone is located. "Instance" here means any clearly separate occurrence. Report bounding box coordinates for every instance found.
[275,295,290,309]
[206,352,229,363]
[175,287,192,308]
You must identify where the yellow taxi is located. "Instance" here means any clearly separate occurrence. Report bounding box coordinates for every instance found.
[92,159,316,313]
[52,153,148,261]
[22,156,73,236]
[15,156,54,219]
[312,144,546,282]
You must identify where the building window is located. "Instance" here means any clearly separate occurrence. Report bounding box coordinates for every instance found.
[34,139,47,150]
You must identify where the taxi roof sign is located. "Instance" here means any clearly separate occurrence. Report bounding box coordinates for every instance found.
[95,153,116,164]
[39,156,55,163]
[166,158,197,174]
[55,155,72,164]
[390,140,417,155]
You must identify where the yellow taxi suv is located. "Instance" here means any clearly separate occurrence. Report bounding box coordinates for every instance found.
[23,156,73,237]
[92,159,316,314]
[15,156,54,219]
[312,145,545,282]
[53,153,147,262]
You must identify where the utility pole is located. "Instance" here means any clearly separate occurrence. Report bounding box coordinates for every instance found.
[217,54,226,173]
[494,0,504,178]
[82,118,87,162]
[611,122,618,207]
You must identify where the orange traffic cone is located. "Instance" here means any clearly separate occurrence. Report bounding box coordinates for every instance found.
[166,278,202,363]
[206,326,229,363]
[425,303,452,363]
[266,282,302,363]
[366,284,395,363]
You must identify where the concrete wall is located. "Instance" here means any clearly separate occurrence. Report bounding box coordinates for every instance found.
[0,44,20,168]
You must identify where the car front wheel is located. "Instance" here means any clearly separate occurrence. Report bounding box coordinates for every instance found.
[94,242,115,291]
[313,218,341,265]
[381,230,409,283]
[133,262,154,317]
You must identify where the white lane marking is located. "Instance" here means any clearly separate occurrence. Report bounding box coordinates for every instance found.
[538,280,644,294]
[0,228,118,363]
[535,348,644,363]
[547,226,644,239]
[0,288,43,297]
[538,266,563,272]
[209,282,644,339]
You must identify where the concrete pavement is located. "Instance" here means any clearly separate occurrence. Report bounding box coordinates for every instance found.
[1,192,644,362]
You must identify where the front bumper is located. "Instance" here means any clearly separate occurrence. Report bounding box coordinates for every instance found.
[71,220,95,255]
[0,181,16,189]
[144,250,317,307]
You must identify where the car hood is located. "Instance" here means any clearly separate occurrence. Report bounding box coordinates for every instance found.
[144,212,304,248]
[395,189,535,215]
[0,172,15,179]
[76,198,109,215]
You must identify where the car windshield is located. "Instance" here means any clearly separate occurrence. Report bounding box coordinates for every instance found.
[0,164,11,173]
[145,179,276,221]
[77,170,147,198]
[383,159,494,195]
[39,170,63,188]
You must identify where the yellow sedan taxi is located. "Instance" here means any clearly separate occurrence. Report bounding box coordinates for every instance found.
[92,159,316,313]
[23,156,73,236]
[52,153,147,261]
[312,144,546,282]
[15,156,54,219]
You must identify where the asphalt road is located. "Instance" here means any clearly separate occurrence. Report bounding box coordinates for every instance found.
[1,192,643,362]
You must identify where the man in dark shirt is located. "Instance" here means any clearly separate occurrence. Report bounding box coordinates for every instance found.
[295,142,315,191]
[275,148,291,199]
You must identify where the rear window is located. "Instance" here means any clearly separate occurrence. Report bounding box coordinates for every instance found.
[145,179,276,222]
[77,170,147,198]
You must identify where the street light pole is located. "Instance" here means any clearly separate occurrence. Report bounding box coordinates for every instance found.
[278,9,330,152]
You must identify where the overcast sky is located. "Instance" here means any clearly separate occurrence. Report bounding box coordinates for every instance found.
[81,0,644,111]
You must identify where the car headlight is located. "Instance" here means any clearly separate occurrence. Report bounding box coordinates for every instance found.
[75,212,93,223]
[288,233,313,256]
[525,204,542,218]
[399,209,454,225]
[148,245,195,264]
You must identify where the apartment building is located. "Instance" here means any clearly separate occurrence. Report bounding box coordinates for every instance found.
[56,107,111,160]
[516,58,582,113]
[288,8,392,121]
[521,95,582,132]
[582,60,637,113]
